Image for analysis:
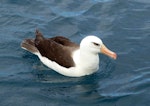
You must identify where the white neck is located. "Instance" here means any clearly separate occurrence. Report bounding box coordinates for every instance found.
[73,49,99,75]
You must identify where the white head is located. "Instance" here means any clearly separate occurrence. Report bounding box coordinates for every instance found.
[80,36,117,59]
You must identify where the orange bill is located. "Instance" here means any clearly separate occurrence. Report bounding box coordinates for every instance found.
[101,44,117,60]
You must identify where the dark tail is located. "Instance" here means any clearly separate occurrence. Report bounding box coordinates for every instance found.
[21,29,44,54]
[21,39,39,54]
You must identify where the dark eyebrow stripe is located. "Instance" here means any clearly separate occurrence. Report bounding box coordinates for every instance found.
[92,42,100,46]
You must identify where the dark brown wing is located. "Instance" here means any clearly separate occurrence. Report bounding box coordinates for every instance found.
[50,36,79,47]
[34,30,79,68]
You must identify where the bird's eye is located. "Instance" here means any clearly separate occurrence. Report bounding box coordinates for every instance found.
[93,42,100,46]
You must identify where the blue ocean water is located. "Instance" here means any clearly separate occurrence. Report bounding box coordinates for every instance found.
[0,0,150,106]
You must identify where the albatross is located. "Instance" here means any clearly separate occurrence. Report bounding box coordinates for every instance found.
[21,30,117,77]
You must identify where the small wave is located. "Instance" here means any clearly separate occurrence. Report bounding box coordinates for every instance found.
[91,0,114,3]
[100,91,143,98]
[129,0,150,4]
[51,7,86,17]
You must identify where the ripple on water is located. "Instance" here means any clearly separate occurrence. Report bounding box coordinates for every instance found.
[0,0,150,106]
[118,1,150,31]
[97,65,150,99]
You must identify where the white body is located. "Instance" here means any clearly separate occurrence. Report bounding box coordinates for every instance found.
[34,48,99,77]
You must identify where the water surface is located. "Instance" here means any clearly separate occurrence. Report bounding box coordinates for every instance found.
[0,0,150,106]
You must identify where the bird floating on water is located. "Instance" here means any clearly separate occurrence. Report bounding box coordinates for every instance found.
[21,30,117,77]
